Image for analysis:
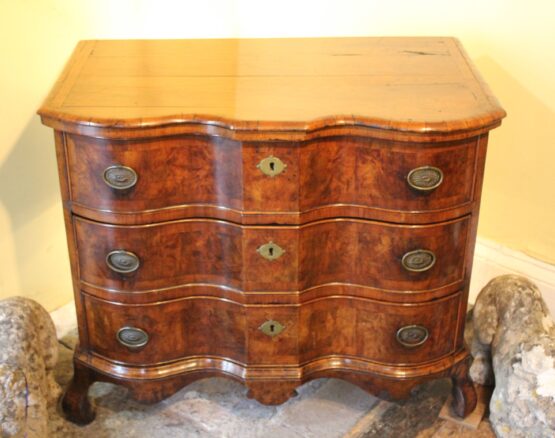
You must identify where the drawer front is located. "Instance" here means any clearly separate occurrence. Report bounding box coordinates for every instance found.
[299,292,462,365]
[75,216,469,293]
[82,292,461,366]
[66,134,478,223]
[298,217,469,292]
[300,137,477,213]
[83,294,247,365]
[66,134,243,213]
[247,306,299,365]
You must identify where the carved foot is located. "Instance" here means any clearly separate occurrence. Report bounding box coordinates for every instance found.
[450,355,477,418]
[61,361,96,425]
[246,381,299,405]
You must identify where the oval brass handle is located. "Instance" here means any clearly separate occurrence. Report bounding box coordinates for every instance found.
[401,249,436,272]
[256,156,287,177]
[256,242,285,261]
[106,250,140,274]
[103,165,138,190]
[117,327,149,349]
[396,325,429,348]
[406,166,443,191]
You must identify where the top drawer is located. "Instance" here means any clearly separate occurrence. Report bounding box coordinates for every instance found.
[65,134,480,224]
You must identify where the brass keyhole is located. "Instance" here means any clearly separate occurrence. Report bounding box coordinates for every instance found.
[259,320,284,337]
[257,156,286,177]
[256,242,285,261]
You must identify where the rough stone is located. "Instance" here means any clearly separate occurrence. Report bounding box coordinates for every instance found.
[360,379,450,438]
[0,297,61,437]
[470,275,555,438]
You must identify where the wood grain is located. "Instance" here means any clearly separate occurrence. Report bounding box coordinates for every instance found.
[41,37,503,422]
[38,38,505,140]
[66,133,480,225]
[81,291,461,367]
[74,216,470,294]
[63,347,473,414]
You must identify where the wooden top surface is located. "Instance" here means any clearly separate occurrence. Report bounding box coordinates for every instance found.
[38,37,505,138]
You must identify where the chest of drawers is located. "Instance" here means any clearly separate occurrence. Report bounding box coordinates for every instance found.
[38,37,505,424]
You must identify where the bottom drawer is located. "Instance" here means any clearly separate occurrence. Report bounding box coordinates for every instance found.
[82,292,462,367]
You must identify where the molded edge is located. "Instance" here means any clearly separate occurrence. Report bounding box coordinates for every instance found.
[76,348,469,382]
[38,111,505,142]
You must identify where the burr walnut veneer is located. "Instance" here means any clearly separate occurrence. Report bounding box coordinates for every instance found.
[38,37,505,424]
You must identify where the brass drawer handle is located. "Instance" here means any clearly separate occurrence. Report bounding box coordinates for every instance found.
[396,325,429,348]
[401,249,436,272]
[256,242,285,261]
[106,250,140,274]
[407,166,443,191]
[103,165,138,190]
[256,156,287,177]
[117,327,149,349]
[259,320,285,337]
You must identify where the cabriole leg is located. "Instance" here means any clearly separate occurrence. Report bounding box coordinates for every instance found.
[61,360,96,425]
[450,355,477,418]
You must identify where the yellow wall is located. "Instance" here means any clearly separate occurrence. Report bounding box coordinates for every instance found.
[1,0,554,311]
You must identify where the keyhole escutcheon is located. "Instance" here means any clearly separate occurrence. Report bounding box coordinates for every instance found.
[259,320,285,337]
[256,241,285,261]
[256,156,287,177]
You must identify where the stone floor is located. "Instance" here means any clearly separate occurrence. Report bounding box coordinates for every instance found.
[47,330,496,438]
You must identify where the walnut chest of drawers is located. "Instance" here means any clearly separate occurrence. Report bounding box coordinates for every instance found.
[38,37,505,424]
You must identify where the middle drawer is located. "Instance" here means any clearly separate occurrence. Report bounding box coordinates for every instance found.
[75,216,469,295]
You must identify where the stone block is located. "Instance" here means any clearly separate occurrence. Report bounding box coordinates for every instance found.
[0,297,61,437]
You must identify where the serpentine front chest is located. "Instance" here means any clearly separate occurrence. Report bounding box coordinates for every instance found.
[38,37,505,424]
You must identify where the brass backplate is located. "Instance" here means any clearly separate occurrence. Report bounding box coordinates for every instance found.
[259,320,285,337]
[396,325,429,348]
[406,166,443,191]
[256,156,287,177]
[256,242,285,261]
[401,249,436,272]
